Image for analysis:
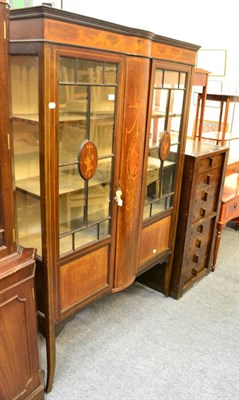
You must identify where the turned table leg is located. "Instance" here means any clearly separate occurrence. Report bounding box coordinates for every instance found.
[212,222,223,271]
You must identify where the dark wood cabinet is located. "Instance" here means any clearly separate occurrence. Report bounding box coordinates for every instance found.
[9,5,199,391]
[170,140,228,299]
[0,247,44,400]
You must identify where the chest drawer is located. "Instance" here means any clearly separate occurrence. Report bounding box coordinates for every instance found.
[187,222,213,258]
[192,187,219,221]
[199,154,223,172]
[223,194,239,221]
[183,254,209,285]
[189,218,214,238]
[197,166,221,189]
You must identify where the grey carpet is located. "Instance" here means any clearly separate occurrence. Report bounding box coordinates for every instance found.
[41,222,239,400]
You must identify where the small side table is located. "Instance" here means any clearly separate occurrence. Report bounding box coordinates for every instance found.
[212,172,239,271]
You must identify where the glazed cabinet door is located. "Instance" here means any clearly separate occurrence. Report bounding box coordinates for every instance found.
[57,54,119,256]
[138,60,191,281]
[10,47,125,320]
[52,48,125,318]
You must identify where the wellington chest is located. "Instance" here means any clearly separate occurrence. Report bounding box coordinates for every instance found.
[170,140,228,299]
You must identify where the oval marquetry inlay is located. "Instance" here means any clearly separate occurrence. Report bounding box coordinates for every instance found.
[159,131,171,161]
[78,140,98,180]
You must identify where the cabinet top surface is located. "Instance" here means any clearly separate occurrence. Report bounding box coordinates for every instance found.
[185,139,229,157]
[0,247,36,280]
[9,5,200,60]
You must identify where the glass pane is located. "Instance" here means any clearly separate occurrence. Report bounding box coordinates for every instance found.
[143,204,151,220]
[75,226,98,248]
[167,116,181,137]
[88,158,112,224]
[95,158,112,184]
[154,69,163,87]
[90,86,115,114]
[146,150,161,200]
[59,190,85,235]
[162,161,175,196]
[59,165,85,233]
[179,72,186,89]
[77,60,103,84]
[60,235,73,256]
[11,55,42,256]
[15,191,42,257]
[59,122,87,164]
[59,57,75,83]
[91,116,114,156]
[152,89,168,116]
[169,90,184,115]
[99,220,110,239]
[151,198,166,215]
[149,117,166,147]
[163,70,179,88]
[90,86,115,155]
[105,63,117,84]
[59,85,88,118]
[88,180,110,224]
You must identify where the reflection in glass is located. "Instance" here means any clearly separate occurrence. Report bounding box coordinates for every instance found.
[154,69,163,87]
[77,60,104,84]
[75,226,98,249]
[11,55,42,256]
[164,70,179,88]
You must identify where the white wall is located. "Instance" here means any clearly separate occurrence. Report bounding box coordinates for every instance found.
[60,0,239,48]
[60,0,239,89]
[36,0,239,151]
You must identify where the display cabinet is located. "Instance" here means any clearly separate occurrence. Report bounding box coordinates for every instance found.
[9,5,199,391]
[169,140,228,299]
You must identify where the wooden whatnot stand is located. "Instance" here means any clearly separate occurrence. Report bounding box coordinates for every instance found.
[194,92,239,146]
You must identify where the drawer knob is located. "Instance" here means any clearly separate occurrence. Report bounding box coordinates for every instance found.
[200,208,206,217]
[209,157,214,167]
[193,254,199,263]
[197,225,204,233]
[234,203,237,209]
[202,191,208,201]
[206,175,211,184]
[192,268,198,276]
[196,239,202,248]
